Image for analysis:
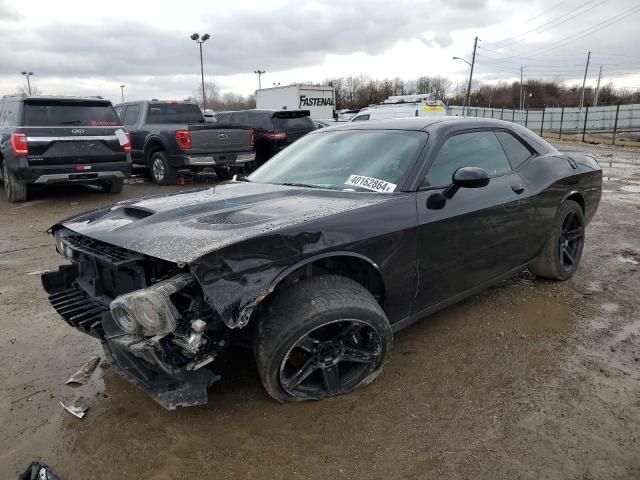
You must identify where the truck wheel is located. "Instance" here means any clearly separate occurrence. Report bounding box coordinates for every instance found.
[530,200,585,281]
[2,161,28,203]
[254,275,392,403]
[101,179,124,194]
[149,151,176,185]
[214,167,233,181]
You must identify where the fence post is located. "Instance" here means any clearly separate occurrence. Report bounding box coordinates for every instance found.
[581,105,589,143]
[483,107,486,117]
[559,106,564,140]
[612,103,621,146]
[540,106,546,136]
[525,108,529,128]
[501,107,504,120]
[512,107,515,123]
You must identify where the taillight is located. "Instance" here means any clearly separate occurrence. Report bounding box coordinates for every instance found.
[10,133,28,156]
[176,130,192,150]
[263,132,287,140]
[250,129,255,146]
[123,132,131,153]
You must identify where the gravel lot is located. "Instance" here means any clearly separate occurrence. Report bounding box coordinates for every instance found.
[1,141,639,479]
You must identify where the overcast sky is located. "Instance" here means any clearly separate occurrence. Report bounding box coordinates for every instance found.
[0,0,638,103]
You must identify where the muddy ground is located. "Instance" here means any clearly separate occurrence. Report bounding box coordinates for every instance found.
[1,141,639,479]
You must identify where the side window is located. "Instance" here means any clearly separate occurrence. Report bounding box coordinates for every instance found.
[495,130,534,170]
[122,105,140,126]
[114,105,124,121]
[426,131,512,187]
[352,114,370,122]
[230,112,249,124]
[2,102,20,127]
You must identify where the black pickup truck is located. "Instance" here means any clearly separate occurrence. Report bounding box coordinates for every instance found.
[114,101,255,184]
[0,95,132,202]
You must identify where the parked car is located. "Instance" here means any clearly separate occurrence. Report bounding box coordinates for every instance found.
[0,95,131,202]
[42,117,601,409]
[214,109,315,167]
[114,100,254,183]
[314,119,338,129]
[350,101,447,122]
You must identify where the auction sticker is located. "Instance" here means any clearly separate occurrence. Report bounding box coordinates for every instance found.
[345,175,397,193]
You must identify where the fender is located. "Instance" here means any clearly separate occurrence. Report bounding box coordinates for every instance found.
[143,135,168,158]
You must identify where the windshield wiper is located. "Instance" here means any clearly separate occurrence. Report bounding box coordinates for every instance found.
[280,182,318,189]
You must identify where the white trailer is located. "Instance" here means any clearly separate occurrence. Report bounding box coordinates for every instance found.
[256,85,335,120]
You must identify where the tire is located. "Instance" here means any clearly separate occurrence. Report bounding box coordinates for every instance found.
[2,161,28,203]
[254,275,393,403]
[530,200,585,281]
[101,178,124,194]
[149,151,176,185]
[214,167,234,181]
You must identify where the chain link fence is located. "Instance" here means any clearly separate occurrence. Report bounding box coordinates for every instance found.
[446,104,640,145]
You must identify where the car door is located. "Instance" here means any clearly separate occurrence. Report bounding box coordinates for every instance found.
[121,104,143,161]
[413,129,531,312]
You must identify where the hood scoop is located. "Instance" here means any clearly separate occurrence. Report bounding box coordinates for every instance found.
[196,211,267,226]
[122,206,155,219]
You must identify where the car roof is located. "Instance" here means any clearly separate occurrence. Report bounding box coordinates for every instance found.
[319,116,523,132]
[216,109,310,116]
[2,94,110,103]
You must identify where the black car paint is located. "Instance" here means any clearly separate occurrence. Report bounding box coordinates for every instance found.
[43,117,601,406]
[0,96,131,185]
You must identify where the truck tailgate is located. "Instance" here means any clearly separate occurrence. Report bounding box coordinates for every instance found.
[188,125,253,154]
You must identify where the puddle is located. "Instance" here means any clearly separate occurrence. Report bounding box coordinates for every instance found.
[509,296,573,335]
[600,302,619,314]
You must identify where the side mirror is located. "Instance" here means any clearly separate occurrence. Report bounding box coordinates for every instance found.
[443,166,490,199]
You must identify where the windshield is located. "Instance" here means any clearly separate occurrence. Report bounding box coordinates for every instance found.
[249,130,426,192]
[146,103,204,124]
[274,115,315,132]
[23,101,120,126]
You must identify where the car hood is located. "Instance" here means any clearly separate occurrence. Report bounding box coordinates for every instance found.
[59,182,390,264]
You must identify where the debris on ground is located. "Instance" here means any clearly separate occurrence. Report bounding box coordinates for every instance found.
[65,357,100,386]
[59,400,88,419]
[18,461,61,480]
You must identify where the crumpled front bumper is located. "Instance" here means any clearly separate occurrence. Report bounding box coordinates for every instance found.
[42,266,219,409]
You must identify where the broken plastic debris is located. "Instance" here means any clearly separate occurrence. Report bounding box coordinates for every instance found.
[66,356,100,385]
[59,400,88,419]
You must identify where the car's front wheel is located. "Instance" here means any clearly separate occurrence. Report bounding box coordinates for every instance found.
[101,179,124,194]
[214,166,234,181]
[530,199,585,280]
[254,275,392,402]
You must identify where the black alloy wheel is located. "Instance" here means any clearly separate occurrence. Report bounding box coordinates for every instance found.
[558,209,584,272]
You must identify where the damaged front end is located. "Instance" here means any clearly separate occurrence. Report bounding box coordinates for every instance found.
[42,228,230,409]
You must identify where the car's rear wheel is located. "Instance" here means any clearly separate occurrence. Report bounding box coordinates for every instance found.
[150,151,176,185]
[254,275,392,402]
[101,178,124,194]
[2,161,28,203]
[530,200,585,281]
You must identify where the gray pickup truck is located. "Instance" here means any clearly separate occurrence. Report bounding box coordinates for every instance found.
[114,100,255,184]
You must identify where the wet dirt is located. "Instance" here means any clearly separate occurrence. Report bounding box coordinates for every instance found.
[1,146,640,479]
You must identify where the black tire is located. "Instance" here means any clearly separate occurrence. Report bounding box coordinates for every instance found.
[149,151,176,185]
[214,167,234,181]
[2,161,28,203]
[243,161,258,174]
[530,200,585,281]
[101,178,124,194]
[254,275,393,403]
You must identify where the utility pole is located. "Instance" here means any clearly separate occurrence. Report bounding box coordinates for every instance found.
[519,66,524,110]
[593,65,603,107]
[190,33,211,111]
[579,51,591,110]
[254,70,266,90]
[463,36,478,117]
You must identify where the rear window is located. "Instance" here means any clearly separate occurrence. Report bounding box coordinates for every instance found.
[274,114,315,131]
[145,103,204,124]
[23,101,120,126]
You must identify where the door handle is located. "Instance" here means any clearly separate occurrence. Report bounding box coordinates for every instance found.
[511,184,526,194]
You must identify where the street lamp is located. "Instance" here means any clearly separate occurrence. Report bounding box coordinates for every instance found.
[452,57,472,115]
[190,33,211,110]
[120,84,125,103]
[254,70,266,90]
[21,71,33,95]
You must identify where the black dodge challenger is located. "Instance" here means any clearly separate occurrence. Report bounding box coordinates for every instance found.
[42,117,602,409]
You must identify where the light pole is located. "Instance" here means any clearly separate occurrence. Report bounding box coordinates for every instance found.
[190,33,211,110]
[120,84,125,103]
[452,57,471,115]
[254,70,266,90]
[21,71,33,95]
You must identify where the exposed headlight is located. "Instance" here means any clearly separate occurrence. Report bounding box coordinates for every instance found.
[109,273,194,337]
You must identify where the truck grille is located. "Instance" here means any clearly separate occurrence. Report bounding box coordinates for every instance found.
[48,287,108,338]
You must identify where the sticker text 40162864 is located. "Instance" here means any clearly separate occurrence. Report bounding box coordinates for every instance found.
[345,175,397,193]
